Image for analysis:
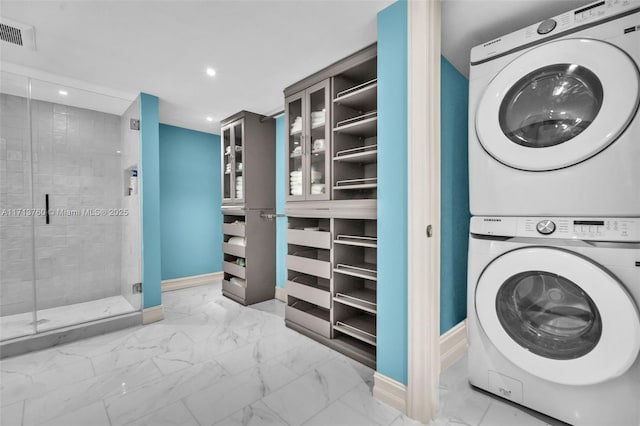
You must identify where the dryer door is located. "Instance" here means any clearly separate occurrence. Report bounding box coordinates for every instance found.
[476,39,640,171]
[475,246,640,385]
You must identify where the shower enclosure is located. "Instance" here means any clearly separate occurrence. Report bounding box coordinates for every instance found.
[0,71,142,349]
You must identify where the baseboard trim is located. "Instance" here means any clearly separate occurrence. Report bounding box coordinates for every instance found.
[275,286,287,302]
[373,372,408,414]
[372,322,467,415]
[142,305,164,324]
[440,319,467,371]
[161,272,223,292]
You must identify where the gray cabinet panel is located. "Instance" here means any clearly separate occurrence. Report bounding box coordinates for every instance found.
[222,243,246,258]
[285,303,330,338]
[286,255,331,279]
[222,279,246,300]
[286,229,331,250]
[223,261,246,279]
[285,280,331,309]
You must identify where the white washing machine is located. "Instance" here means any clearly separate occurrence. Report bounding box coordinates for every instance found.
[468,216,640,425]
[469,1,640,216]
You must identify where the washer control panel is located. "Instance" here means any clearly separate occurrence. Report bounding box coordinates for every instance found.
[471,216,640,242]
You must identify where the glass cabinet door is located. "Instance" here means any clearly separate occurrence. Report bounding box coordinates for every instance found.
[286,94,304,200]
[222,126,232,201]
[233,120,244,201]
[306,80,330,200]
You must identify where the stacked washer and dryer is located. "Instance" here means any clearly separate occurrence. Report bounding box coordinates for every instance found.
[466,1,640,425]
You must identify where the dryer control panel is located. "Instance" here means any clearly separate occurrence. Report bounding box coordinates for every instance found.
[471,216,640,242]
[471,0,639,64]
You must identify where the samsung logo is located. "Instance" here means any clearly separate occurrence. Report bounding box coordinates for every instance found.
[483,38,501,47]
[483,218,502,222]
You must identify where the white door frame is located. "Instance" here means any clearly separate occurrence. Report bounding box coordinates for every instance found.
[407,0,441,422]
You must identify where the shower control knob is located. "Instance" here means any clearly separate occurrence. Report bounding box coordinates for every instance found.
[537,220,556,235]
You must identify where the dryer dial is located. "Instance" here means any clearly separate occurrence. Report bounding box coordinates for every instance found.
[537,19,557,35]
[537,220,556,235]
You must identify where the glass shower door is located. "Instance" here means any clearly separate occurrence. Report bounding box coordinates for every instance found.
[0,71,37,341]
[29,79,140,333]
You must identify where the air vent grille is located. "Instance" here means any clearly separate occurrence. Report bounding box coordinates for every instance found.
[0,23,23,46]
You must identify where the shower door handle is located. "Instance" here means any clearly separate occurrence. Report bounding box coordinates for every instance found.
[45,194,50,224]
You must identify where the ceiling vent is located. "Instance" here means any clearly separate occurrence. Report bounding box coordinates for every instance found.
[0,17,36,50]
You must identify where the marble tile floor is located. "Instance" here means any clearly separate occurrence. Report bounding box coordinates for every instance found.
[0,282,565,426]
[0,296,137,341]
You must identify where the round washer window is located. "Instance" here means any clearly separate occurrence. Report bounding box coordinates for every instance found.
[499,64,603,148]
[496,270,602,360]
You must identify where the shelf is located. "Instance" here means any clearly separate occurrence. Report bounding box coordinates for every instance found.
[290,129,302,136]
[334,145,377,164]
[334,263,377,280]
[333,113,377,137]
[334,288,376,314]
[334,177,377,191]
[334,314,376,346]
[334,79,377,111]
[334,235,377,248]
[290,152,303,158]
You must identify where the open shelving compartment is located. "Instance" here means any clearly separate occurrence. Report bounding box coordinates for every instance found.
[332,56,378,201]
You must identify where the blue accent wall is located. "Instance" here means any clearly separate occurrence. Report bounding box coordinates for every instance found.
[275,115,286,288]
[159,124,222,280]
[139,93,162,309]
[377,0,408,385]
[440,58,470,334]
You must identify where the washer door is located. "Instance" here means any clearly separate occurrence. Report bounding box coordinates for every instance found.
[476,247,640,385]
[476,39,640,171]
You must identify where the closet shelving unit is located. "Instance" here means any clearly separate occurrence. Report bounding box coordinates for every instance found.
[220,110,276,306]
[283,45,378,368]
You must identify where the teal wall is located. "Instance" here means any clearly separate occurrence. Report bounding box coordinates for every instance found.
[440,58,470,334]
[377,0,408,385]
[275,115,286,288]
[139,93,162,309]
[159,124,222,280]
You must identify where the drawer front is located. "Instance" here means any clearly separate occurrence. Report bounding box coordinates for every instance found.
[286,229,331,249]
[285,280,331,309]
[223,261,246,279]
[285,305,331,338]
[222,243,245,258]
[222,279,246,299]
[223,223,246,237]
[286,255,331,279]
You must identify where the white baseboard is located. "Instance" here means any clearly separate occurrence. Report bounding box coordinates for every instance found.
[142,305,164,325]
[161,271,223,292]
[373,372,408,414]
[440,319,468,372]
[275,286,287,302]
[372,321,467,415]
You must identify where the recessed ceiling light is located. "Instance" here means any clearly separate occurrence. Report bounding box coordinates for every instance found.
[206,67,216,77]
[58,90,68,96]
[206,116,214,122]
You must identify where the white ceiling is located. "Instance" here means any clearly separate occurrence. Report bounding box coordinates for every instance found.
[1,0,594,134]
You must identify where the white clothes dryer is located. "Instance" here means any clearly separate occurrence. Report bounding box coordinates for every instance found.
[467,216,640,425]
[469,1,640,216]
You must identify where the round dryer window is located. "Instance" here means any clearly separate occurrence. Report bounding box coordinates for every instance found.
[475,247,640,385]
[476,39,640,171]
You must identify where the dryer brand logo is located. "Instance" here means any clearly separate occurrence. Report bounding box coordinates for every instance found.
[483,38,502,47]
[483,218,502,222]
[498,387,512,397]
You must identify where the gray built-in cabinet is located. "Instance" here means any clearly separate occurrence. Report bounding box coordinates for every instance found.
[283,45,378,368]
[220,111,276,305]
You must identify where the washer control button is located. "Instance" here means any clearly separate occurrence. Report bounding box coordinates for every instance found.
[537,220,556,235]
[537,19,557,34]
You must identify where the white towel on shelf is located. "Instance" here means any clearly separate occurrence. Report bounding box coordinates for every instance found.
[228,237,246,247]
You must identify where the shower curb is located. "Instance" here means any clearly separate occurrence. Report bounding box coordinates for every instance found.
[0,311,142,359]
